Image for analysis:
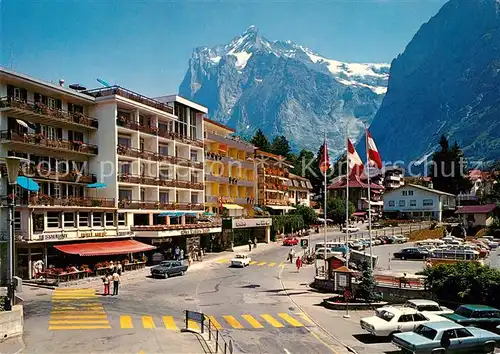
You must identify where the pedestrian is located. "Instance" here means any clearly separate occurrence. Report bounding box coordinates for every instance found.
[198,247,203,261]
[107,273,113,293]
[296,256,302,272]
[112,271,120,295]
[117,261,123,275]
[288,248,295,263]
[174,246,180,261]
[248,239,252,252]
[102,273,110,296]
[188,253,193,267]
[253,237,257,248]
[180,248,184,261]
[109,261,114,273]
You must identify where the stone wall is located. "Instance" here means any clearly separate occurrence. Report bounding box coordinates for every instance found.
[0,305,23,341]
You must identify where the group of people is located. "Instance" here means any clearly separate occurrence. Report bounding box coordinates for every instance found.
[102,261,122,296]
[167,245,203,266]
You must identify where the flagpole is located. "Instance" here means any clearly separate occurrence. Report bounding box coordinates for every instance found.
[365,126,373,271]
[323,131,328,276]
[345,126,350,270]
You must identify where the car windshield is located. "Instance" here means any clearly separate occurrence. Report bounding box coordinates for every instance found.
[413,325,437,340]
[376,310,395,322]
[235,255,245,259]
[160,262,171,266]
[455,306,474,318]
[418,305,441,312]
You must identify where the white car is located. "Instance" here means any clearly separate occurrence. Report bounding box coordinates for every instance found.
[360,306,443,337]
[376,300,453,317]
[315,248,342,259]
[342,226,360,233]
[392,235,409,243]
[231,254,251,267]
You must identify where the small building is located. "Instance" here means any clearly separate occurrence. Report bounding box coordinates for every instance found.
[288,173,313,207]
[455,204,499,228]
[383,166,405,190]
[328,175,384,216]
[383,184,456,222]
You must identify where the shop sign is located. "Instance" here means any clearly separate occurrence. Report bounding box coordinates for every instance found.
[36,232,68,241]
[232,218,272,229]
[118,231,135,237]
[180,228,210,235]
[79,231,109,238]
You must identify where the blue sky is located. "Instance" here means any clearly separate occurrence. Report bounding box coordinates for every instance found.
[1,0,447,97]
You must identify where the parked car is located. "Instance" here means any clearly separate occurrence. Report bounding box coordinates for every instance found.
[283,237,299,246]
[315,248,341,260]
[342,226,360,233]
[372,222,383,229]
[392,235,409,243]
[440,305,500,332]
[231,254,251,267]
[348,240,365,251]
[402,300,453,316]
[392,321,500,354]
[360,306,442,337]
[150,260,188,279]
[394,247,430,260]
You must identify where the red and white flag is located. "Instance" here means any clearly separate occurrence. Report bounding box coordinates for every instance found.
[366,129,383,169]
[348,138,364,177]
[319,139,330,173]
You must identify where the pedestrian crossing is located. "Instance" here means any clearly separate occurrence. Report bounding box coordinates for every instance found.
[216,259,288,268]
[112,312,310,331]
[49,288,111,330]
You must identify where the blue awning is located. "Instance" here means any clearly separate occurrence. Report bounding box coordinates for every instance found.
[203,212,216,217]
[86,183,107,189]
[17,176,40,192]
[159,212,183,217]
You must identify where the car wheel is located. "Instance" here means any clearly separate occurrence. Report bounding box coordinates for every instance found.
[401,256,406,260]
[483,342,495,353]
[181,270,185,276]
[163,272,169,279]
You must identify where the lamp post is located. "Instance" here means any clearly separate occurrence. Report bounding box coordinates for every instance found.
[1,157,24,311]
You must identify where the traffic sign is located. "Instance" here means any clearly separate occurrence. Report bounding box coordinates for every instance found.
[300,239,308,249]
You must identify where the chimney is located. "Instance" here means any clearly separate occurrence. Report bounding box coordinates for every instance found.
[59,79,65,87]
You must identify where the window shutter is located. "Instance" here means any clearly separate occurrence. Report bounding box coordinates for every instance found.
[7,85,14,98]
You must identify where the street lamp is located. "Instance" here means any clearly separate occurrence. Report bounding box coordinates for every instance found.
[0,156,26,311]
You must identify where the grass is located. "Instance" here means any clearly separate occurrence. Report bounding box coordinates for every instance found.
[408,227,444,241]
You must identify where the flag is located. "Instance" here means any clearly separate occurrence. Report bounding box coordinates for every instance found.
[319,139,330,173]
[348,138,364,177]
[366,129,383,169]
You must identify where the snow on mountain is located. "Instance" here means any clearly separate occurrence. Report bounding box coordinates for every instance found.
[179,26,390,157]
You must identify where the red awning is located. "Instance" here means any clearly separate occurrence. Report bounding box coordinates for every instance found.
[352,212,367,217]
[54,240,155,256]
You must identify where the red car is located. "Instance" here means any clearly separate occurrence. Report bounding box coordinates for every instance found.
[283,237,299,246]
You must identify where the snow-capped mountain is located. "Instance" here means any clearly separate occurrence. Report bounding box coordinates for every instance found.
[179,26,390,156]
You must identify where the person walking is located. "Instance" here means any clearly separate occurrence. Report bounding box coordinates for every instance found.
[180,248,184,261]
[174,246,180,261]
[296,256,302,272]
[117,261,123,275]
[112,271,120,296]
[188,253,193,267]
[248,239,252,252]
[102,273,110,296]
[288,248,295,263]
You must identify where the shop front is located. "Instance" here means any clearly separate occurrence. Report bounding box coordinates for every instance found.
[220,218,272,249]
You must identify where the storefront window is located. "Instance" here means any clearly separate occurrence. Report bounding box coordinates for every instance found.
[117,213,126,226]
[92,213,103,227]
[79,212,89,227]
[105,213,114,226]
[47,212,61,228]
[63,213,75,228]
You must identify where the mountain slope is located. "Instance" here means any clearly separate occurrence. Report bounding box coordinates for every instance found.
[179,26,389,156]
[367,0,500,164]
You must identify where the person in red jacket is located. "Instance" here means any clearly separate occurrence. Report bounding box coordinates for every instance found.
[296,256,302,272]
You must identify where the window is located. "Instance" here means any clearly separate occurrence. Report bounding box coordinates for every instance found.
[92,213,102,227]
[408,190,414,196]
[68,103,84,114]
[119,189,132,201]
[7,85,27,101]
[47,212,61,228]
[119,162,131,175]
[398,314,413,322]
[79,212,90,227]
[413,325,437,340]
[455,306,474,318]
[105,213,114,226]
[68,130,84,142]
[63,213,75,228]
[159,168,170,180]
[412,313,428,322]
[117,213,126,226]
[14,211,21,231]
[159,145,169,156]
[423,199,433,206]
[402,191,408,196]
[191,194,198,204]
[442,329,457,339]
[33,214,44,233]
[118,136,131,147]
[399,200,406,207]
[160,192,169,203]
[388,200,395,207]
[410,200,417,207]
[41,125,62,140]
[455,328,472,338]
[376,310,395,322]
[190,150,198,161]
[53,183,61,199]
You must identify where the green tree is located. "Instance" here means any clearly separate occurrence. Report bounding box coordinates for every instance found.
[326,194,355,224]
[270,135,291,157]
[250,129,270,152]
[291,149,314,177]
[288,204,317,227]
[356,259,378,302]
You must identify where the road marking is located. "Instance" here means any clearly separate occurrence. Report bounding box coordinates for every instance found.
[284,349,291,354]
[260,314,284,328]
[279,262,286,267]
[278,313,303,327]
[49,319,110,324]
[249,261,258,265]
[268,262,277,267]
[216,259,229,263]
[49,325,111,330]
[257,261,266,266]
[52,305,104,310]
[242,314,264,328]
[162,316,178,330]
[50,315,108,319]
[120,315,133,329]
[142,316,156,328]
[309,330,337,353]
[296,312,314,325]
[51,311,106,315]
[206,315,222,330]
[223,315,244,329]
[187,319,200,331]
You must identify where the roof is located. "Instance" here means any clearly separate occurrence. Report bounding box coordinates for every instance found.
[455,204,497,215]
[154,94,208,113]
[328,176,384,190]
[423,321,464,331]
[380,306,419,315]
[389,184,455,197]
[203,118,235,133]
[255,149,283,160]
[458,304,498,311]
[406,299,439,306]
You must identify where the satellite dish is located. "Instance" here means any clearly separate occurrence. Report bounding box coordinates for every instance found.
[96,78,112,87]
[69,84,86,91]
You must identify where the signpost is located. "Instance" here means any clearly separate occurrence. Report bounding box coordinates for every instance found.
[300,239,308,249]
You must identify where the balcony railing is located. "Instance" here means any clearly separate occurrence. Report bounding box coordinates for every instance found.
[0,130,98,155]
[205,152,254,170]
[0,164,95,184]
[85,86,174,115]
[118,200,204,211]
[264,199,290,206]
[117,145,203,170]
[205,131,254,152]
[205,173,229,183]
[0,97,98,129]
[21,195,114,208]
[118,174,203,190]
[131,222,222,232]
[205,195,255,205]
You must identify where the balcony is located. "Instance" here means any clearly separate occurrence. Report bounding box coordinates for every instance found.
[0,97,98,130]
[85,86,174,115]
[205,131,254,152]
[205,152,254,170]
[259,167,289,178]
[117,174,204,190]
[20,195,114,208]
[0,130,98,156]
[118,200,203,211]
[116,146,203,170]
[205,173,229,184]
[19,166,95,184]
[131,222,222,232]
[263,199,290,206]
[205,195,254,205]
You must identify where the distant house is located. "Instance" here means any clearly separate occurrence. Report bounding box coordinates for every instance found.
[455,204,499,228]
[457,169,498,204]
[383,184,456,222]
[288,173,313,207]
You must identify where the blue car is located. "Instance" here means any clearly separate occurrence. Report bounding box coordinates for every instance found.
[392,321,500,354]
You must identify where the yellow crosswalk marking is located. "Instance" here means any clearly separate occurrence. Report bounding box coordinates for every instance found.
[297,312,314,325]
[268,262,277,267]
[278,313,303,327]
[51,311,106,316]
[142,316,156,328]
[206,315,222,330]
[49,325,111,330]
[257,261,266,266]
[223,315,244,329]
[279,262,286,267]
[50,315,107,319]
[187,319,200,331]
[216,259,230,263]
[249,261,258,265]
[162,316,178,330]
[52,306,104,310]
[260,314,284,328]
[49,320,110,324]
[121,315,133,329]
[242,314,264,328]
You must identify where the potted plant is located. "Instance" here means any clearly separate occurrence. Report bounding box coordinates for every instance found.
[117,144,128,155]
[34,132,45,144]
[91,199,101,207]
[117,115,127,126]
